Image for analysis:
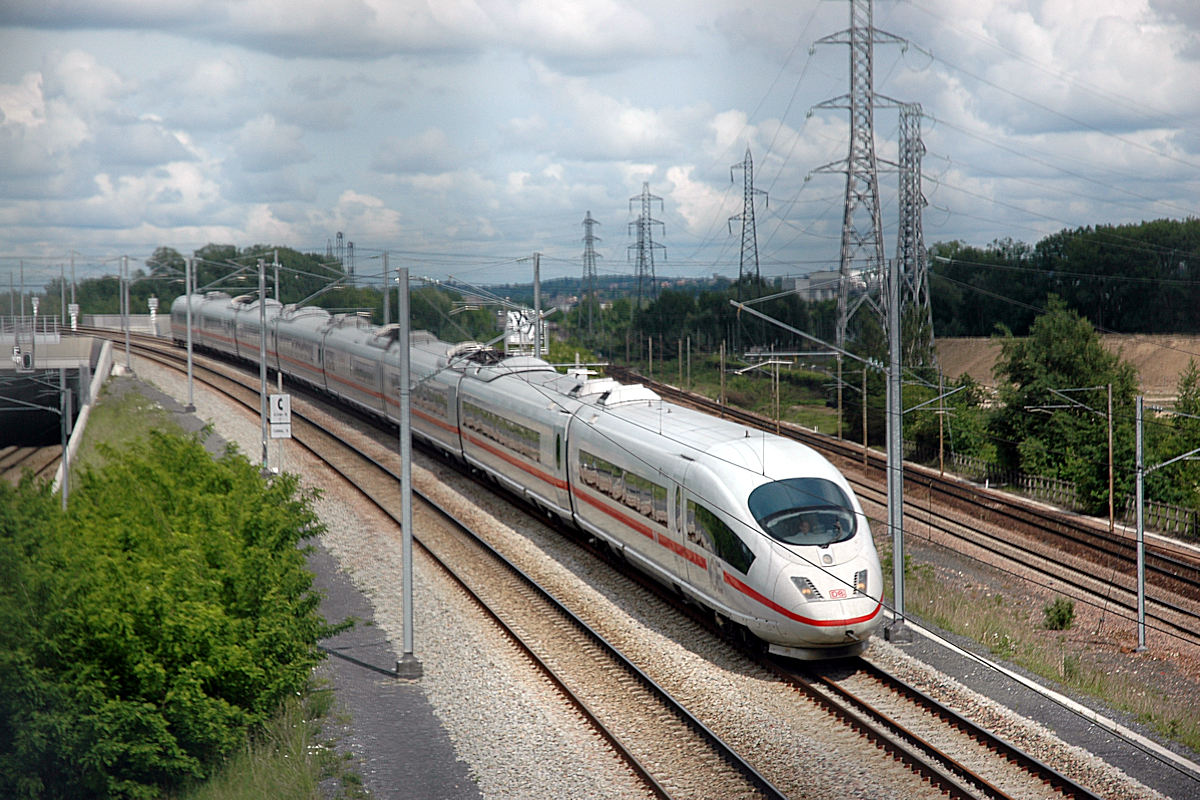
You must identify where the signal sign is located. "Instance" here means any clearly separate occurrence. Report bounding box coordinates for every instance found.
[269,393,291,439]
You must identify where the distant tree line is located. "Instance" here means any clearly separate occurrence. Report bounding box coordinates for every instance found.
[931,218,1200,336]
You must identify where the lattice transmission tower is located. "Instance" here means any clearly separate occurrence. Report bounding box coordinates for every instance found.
[729,146,768,298]
[628,182,665,312]
[813,0,905,350]
[896,103,935,365]
[581,210,601,338]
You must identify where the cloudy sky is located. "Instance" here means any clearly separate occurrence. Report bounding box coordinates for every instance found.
[1,0,1198,289]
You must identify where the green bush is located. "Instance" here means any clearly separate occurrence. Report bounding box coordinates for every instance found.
[0,431,335,799]
[1043,596,1076,630]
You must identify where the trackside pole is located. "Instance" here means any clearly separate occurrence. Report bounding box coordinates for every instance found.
[396,265,423,679]
[258,259,269,476]
[884,251,911,644]
[1135,396,1147,652]
[185,258,195,412]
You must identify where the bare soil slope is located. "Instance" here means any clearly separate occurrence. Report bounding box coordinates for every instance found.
[936,335,1200,401]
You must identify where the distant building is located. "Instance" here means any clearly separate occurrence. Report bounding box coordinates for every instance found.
[780,269,842,302]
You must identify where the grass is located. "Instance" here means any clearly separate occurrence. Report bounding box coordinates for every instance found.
[881,545,1200,754]
[173,686,369,800]
[639,357,843,434]
[71,379,181,474]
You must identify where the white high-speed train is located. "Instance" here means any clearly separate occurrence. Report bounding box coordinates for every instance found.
[172,291,884,659]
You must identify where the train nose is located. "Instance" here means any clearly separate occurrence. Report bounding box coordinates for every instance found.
[778,572,883,641]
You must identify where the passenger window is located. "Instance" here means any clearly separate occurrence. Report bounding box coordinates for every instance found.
[688,500,754,574]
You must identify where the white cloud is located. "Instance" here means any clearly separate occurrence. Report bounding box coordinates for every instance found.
[0,72,45,127]
[181,56,245,100]
[373,127,456,174]
[0,1,1197,281]
[528,61,712,161]
[665,163,736,233]
[44,49,126,116]
[233,114,309,172]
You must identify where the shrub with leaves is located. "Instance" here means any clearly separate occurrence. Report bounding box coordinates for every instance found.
[0,431,334,799]
[1043,596,1076,631]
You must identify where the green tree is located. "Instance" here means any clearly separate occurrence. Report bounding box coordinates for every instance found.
[906,374,995,466]
[990,297,1137,512]
[1153,360,1200,508]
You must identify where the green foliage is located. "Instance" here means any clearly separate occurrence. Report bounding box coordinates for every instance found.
[0,432,335,799]
[1043,597,1076,630]
[906,374,996,464]
[990,297,1138,513]
[931,219,1200,336]
[407,285,499,342]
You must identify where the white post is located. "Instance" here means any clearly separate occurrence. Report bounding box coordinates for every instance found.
[533,252,542,358]
[382,250,390,326]
[885,251,910,643]
[1135,395,1147,651]
[60,367,70,510]
[185,257,195,412]
[396,265,423,679]
[258,259,269,475]
[70,252,78,332]
[122,255,131,371]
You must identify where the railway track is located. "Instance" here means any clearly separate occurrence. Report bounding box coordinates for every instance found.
[776,658,1096,800]
[121,335,783,800]
[608,367,1200,648]
[0,444,62,486]
[106,331,1119,799]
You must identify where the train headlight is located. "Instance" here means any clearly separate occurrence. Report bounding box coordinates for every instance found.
[854,570,868,595]
[792,576,823,601]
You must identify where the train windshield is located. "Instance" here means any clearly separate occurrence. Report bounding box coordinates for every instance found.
[747,478,857,547]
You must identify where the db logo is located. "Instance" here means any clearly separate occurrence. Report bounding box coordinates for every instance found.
[829,588,848,600]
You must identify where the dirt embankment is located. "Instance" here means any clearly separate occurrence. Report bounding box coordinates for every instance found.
[936,335,1200,402]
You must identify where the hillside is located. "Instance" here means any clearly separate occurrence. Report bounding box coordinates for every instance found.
[936,335,1200,402]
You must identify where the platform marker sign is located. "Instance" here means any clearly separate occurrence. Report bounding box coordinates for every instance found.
[269,393,291,439]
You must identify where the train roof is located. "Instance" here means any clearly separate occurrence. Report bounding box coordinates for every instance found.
[278,305,331,321]
[597,396,837,482]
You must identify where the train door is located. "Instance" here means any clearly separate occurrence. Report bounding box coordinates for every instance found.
[676,485,718,595]
[678,462,744,601]
[672,483,704,591]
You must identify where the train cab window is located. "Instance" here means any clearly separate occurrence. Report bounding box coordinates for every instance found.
[747,478,857,547]
[688,500,754,574]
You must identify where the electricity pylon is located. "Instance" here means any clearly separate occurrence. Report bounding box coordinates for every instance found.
[730,146,768,353]
[812,0,905,350]
[896,103,936,366]
[581,211,601,339]
[628,182,665,313]
[730,146,768,296]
